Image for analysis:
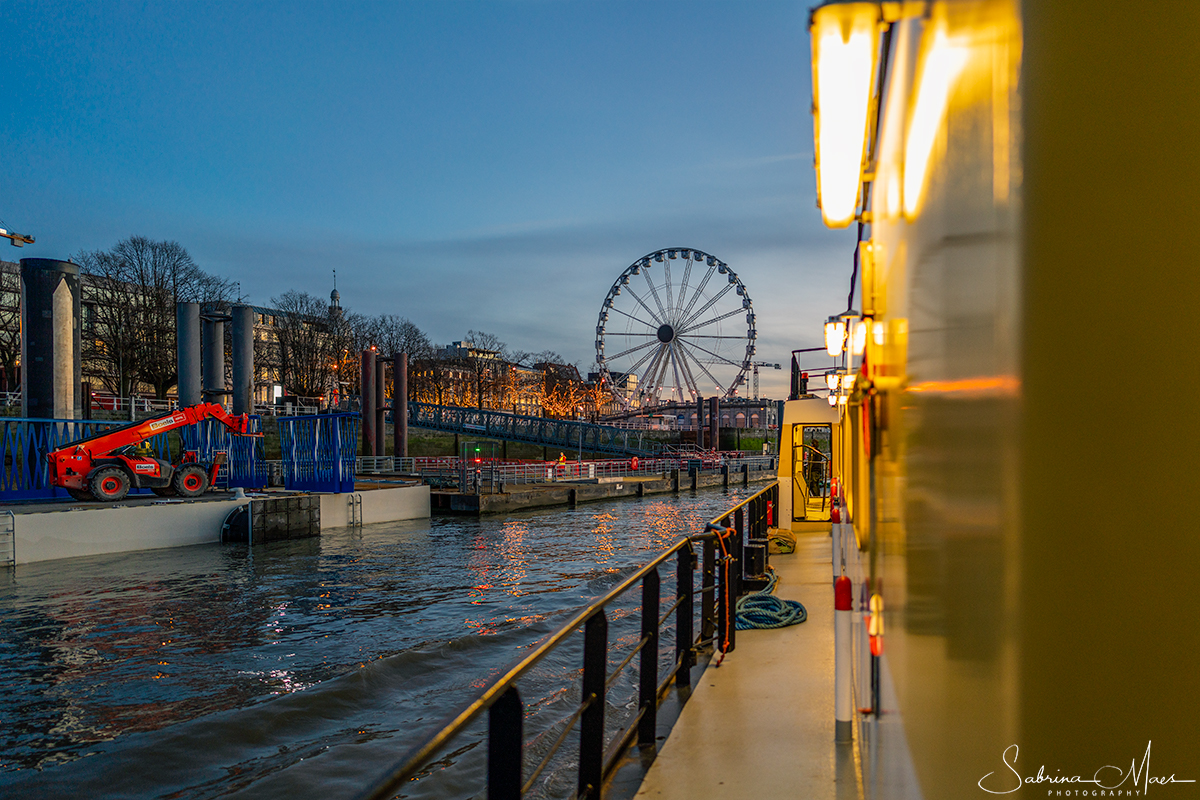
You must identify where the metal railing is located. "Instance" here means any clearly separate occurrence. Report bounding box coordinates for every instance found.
[354,481,779,800]
[355,454,776,488]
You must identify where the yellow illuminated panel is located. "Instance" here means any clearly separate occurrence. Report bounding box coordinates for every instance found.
[811,2,879,228]
[903,21,970,218]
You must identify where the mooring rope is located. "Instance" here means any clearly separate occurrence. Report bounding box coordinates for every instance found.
[735,567,807,629]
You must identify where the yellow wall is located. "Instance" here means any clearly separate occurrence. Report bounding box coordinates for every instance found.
[830,0,1199,795]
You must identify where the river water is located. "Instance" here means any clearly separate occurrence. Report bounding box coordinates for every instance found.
[0,486,757,799]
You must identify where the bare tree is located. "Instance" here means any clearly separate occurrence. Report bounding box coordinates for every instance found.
[271,290,345,399]
[76,236,233,398]
[0,262,20,394]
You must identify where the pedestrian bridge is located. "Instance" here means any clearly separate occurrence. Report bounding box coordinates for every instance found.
[406,402,668,458]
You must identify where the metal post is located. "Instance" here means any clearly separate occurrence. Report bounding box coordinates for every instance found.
[375,353,387,457]
[638,569,660,747]
[20,258,81,419]
[361,351,376,457]
[231,304,254,415]
[701,539,715,644]
[202,315,225,403]
[82,381,92,419]
[578,612,607,800]
[394,351,408,458]
[675,546,695,688]
[488,686,523,800]
[695,395,704,449]
[709,396,720,454]
[176,301,201,407]
[835,577,853,742]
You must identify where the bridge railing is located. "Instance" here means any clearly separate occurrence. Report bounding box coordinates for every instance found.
[408,402,668,457]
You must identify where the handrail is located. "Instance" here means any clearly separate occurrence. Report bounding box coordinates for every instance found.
[356,538,695,800]
[707,479,779,528]
[352,514,759,800]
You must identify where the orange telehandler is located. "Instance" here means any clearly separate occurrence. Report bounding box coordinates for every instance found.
[47,402,261,502]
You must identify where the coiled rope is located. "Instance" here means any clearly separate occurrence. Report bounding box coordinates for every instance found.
[735,567,807,630]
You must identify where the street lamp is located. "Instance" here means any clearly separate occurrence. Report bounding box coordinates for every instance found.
[810,1,881,228]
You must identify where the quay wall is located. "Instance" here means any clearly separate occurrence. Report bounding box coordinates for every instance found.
[11,496,251,565]
[435,468,775,514]
[319,485,430,529]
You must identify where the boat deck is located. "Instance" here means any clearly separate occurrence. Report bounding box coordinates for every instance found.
[633,533,860,800]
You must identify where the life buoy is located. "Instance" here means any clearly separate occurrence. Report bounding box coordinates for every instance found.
[630,456,639,471]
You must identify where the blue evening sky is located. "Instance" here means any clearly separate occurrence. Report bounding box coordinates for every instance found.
[3,0,855,399]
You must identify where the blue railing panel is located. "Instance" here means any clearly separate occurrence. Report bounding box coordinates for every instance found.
[277,412,359,493]
[0,418,172,501]
[179,415,268,490]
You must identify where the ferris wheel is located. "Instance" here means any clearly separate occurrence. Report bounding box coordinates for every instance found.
[595,248,755,408]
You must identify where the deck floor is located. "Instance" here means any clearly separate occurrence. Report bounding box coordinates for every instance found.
[633,533,860,800]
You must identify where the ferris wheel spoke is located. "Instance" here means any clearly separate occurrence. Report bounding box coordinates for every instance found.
[622,342,662,380]
[677,262,718,325]
[679,282,735,331]
[676,258,694,321]
[609,306,659,329]
[663,259,674,317]
[676,340,700,398]
[668,344,687,399]
[676,340,725,394]
[679,334,748,340]
[676,345,700,395]
[641,269,669,321]
[680,306,746,335]
[654,345,675,400]
[624,284,664,326]
[607,338,658,362]
[679,337,745,369]
[640,344,668,399]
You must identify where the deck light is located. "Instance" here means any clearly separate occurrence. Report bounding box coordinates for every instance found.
[810,1,880,228]
[825,316,848,356]
[829,393,838,406]
[825,371,839,391]
[851,317,869,355]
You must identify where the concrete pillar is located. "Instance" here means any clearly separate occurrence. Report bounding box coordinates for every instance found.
[176,302,201,406]
[709,396,720,453]
[20,258,81,419]
[393,351,408,459]
[202,315,226,403]
[361,350,376,456]
[696,395,705,449]
[231,304,254,415]
[375,353,386,457]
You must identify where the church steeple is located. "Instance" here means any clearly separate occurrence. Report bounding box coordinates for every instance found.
[330,269,341,316]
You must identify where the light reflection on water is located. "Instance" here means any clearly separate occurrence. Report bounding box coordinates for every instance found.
[0,486,757,799]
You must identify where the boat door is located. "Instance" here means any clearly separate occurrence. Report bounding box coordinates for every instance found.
[791,423,833,522]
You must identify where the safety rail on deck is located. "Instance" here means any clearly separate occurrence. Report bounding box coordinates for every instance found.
[353,481,779,800]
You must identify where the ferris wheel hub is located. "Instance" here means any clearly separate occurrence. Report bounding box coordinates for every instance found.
[656,324,675,343]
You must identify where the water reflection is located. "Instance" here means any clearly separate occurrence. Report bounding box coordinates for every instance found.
[0,486,757,796]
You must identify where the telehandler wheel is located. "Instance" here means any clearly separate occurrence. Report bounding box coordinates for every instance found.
[66,488,94,502]
[90,467,131,502]
[173,464,209,498]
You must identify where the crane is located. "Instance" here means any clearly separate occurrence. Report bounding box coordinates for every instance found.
[751,361,781,400]
[0,222,35,247]
[47,402,260,501]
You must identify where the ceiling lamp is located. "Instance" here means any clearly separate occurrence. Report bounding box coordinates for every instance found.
[810,1,880,228]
